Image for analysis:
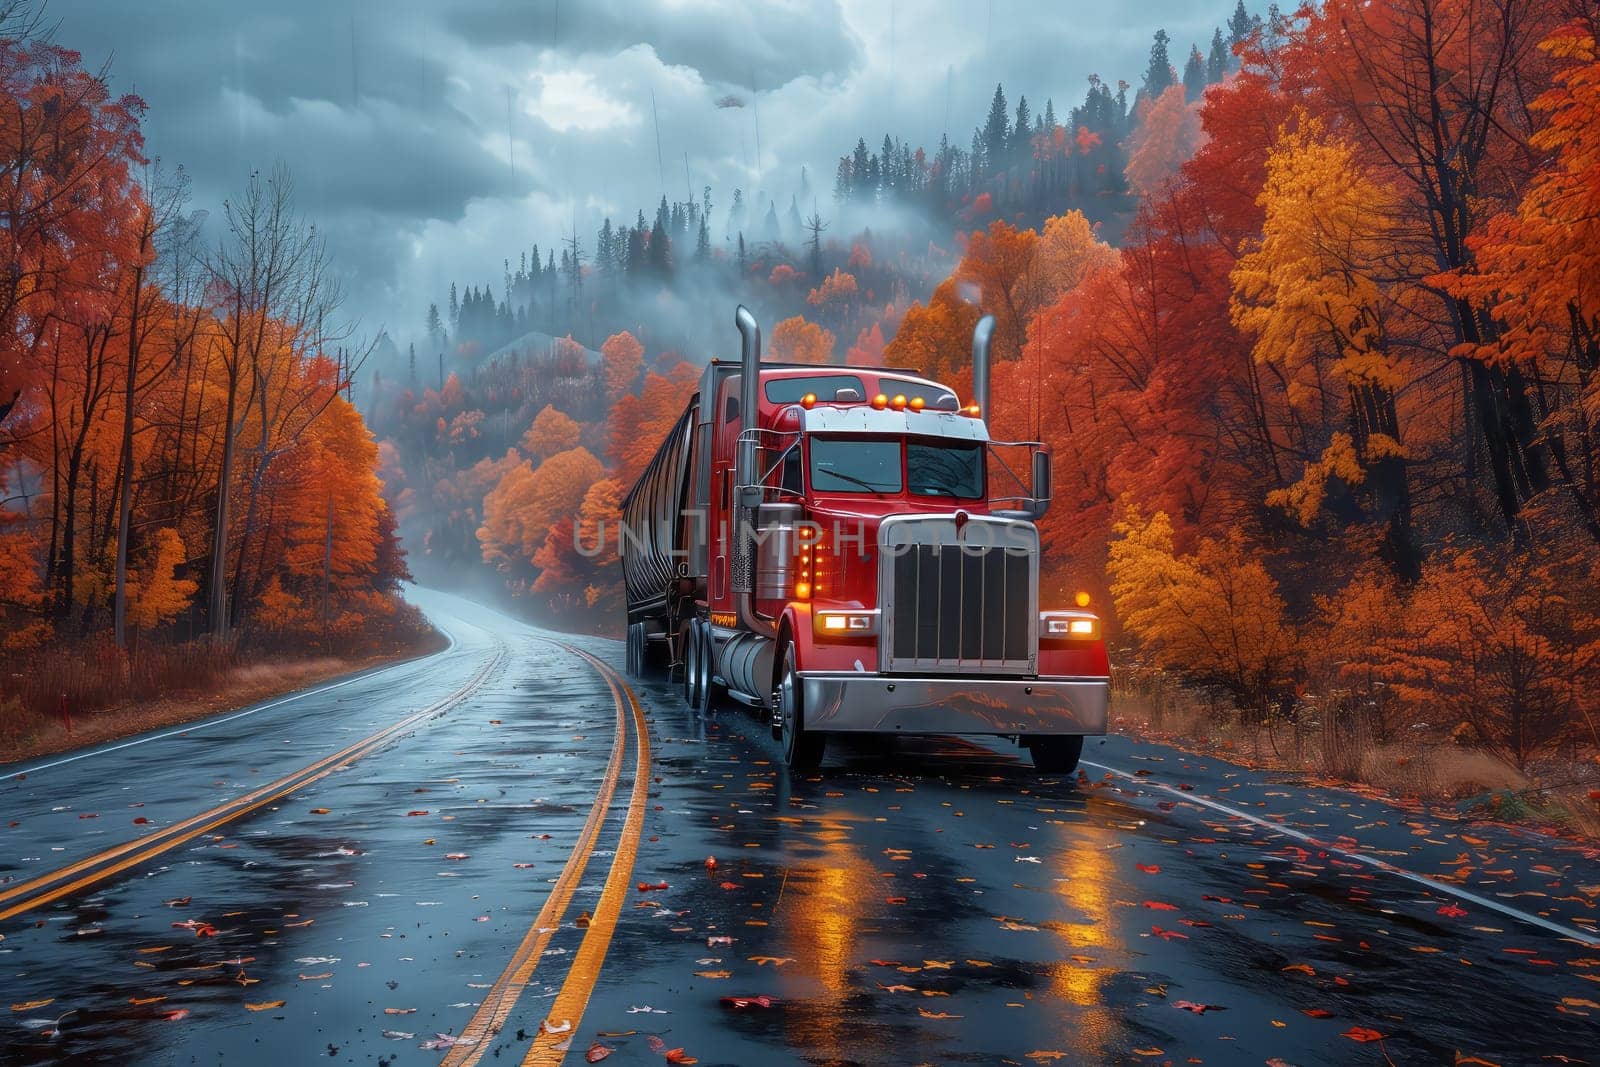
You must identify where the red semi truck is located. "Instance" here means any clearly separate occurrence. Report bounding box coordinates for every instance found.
[619,305,1109,773]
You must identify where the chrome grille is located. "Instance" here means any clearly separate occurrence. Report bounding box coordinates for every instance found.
[879,515,1037,675]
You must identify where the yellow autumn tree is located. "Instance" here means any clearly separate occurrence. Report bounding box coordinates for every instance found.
[127,527,198,632]
[521,403,581,461]
[1230,114,1415,565]
[1108,508,1299,722]
[1032,210,1118,307]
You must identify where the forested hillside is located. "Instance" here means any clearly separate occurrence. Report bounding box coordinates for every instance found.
[368,7,1260,612]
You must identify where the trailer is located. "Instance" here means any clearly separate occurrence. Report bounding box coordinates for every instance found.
[619,306,1110,772]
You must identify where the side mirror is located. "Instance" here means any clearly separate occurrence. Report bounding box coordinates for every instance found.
[1030,449,1052,520]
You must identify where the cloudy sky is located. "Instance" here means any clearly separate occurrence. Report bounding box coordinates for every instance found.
[60,0,1236,349]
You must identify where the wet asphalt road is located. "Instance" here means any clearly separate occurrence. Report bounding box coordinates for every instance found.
[3,589,1599,1066]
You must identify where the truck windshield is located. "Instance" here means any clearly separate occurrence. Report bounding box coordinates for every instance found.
[807,438,986,498]
[908,440,984,499]
[810,439,901,494]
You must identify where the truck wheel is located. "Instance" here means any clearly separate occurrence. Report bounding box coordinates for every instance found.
[693,623,726,714]
[775,644,825,772]
[1027,736,1084,774]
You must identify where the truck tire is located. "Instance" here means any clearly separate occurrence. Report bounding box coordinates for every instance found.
[1027,736,1084,774]
[692,622,726,714]
[625,622,642,677]
[775,644,825,772]
[683,621,702,706]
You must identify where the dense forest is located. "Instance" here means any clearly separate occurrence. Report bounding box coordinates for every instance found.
[0,9,424,724]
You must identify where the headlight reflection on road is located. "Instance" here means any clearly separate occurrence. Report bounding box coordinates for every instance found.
[779,832,873,1060]
[1046,812,1119,1057]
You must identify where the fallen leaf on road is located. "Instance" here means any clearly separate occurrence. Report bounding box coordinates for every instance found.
[917,1009,962,1019]
[693,970,730,979]
[245,1001,285,1012]
[1143,901,1178,911]
[719,996,776,1010]
[1343,1027,1384,1043]
[664,1049,697,1064]
[162,1009,190,1021]
[1282,963,1316,976]
[420,1034,475,1050]
[1437,903,1468,918]
[384,1007,416,1015]
[1302,1008,1335,1018]
[309,808,330,815]
[381,1030,413,1040]
[1173,1001,1225,1014]
[11,1000,54,1012]
[129,996,165,1006]
[1136,864,1160,874]
[586,1042,614,1062]
[749,956,792,967]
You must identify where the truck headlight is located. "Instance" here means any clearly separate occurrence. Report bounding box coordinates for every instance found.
[1041,612,1099,640]
[814,610,877,636]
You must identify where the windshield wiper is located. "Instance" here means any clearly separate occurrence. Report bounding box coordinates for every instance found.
[817,469,892,495]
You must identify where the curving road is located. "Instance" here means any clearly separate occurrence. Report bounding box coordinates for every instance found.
[3,589,1598,1065]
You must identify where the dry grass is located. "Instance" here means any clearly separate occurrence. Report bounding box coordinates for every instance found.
[1112,671,1600,839]
[1,626,443,765]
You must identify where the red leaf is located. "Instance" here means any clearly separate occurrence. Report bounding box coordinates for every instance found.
[1343,1026,1385,1043]
[1437,903,1467,918]
[1302,1008,1335,1019]
[585,1043,613,1063]
[664,1049,698,1064]
[1143,901,1179,911]
[1137,863,1161,874]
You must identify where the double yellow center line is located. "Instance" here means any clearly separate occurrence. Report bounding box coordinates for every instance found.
[0,644,505,923]
[444,643,651,1067]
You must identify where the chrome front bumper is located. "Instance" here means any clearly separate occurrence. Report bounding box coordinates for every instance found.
[797,673,1109,736]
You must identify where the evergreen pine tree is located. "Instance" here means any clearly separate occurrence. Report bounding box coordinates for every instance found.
[982,84,1009,174]
[1182,45,1207,100]
[1143,29,1175,102]
[1011,96,1032,165]
[448,282,459,329]
[1228,0,1258,57]
[1208,27,1228,81]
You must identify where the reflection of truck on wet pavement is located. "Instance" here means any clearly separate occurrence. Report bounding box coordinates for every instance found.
[620,305,1110,772]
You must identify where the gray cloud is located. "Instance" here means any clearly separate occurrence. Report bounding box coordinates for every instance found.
[54,0,1240,344]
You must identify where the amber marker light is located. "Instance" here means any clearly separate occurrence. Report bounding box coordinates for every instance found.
[795,580,812,600]
[963,403,982,417]
[908,397,925,411]
[800,392,818,409]
[1075,591,1092,608]
[890,394,908,410]
[871,393,889,410]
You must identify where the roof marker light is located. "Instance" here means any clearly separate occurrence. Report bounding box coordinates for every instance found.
[963,403,982,418]
[799,392,817,410]
[871,393,889,410]
[908,397,925,412]
[890,394,908,410]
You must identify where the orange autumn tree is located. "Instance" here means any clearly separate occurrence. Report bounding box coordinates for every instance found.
[601,330,645,404]
[1439,21,1600,541]
[521,403,581,461]
[477,446,605,579]
[1124,84,1206,200]
[769,315,835,364]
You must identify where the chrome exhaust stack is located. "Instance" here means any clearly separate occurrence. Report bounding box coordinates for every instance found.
[971,313,995,418]
[732,305,776,643]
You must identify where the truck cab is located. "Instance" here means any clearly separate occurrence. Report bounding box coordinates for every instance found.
[621,307,1109,773]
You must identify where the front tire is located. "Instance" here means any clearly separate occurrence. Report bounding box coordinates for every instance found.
[625,622,643,677]
[1027,736,1084,774]
[775,644,825,772]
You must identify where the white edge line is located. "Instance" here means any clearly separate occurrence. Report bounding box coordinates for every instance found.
[6,629,459,780]
[1081,757,1600,948]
